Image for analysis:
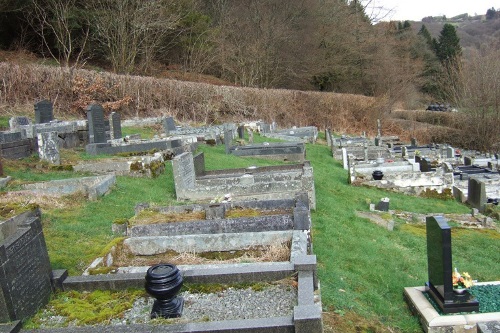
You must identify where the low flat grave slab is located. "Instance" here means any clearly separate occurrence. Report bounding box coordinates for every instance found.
[86,136,197,156]
[229,142,306,162]
[404,282,500,333]
[261,126,317,143]
[74,153,166,178]
[14,175,116,200]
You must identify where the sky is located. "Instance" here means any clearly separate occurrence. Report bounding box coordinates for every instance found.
[368,0,498,22]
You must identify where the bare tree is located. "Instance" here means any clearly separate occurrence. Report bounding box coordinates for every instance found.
[87,0,183,74]
[27,0,89,69]
[452,46,500,151]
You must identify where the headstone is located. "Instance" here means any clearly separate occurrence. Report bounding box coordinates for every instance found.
[446,146,454,159]
[363,142,368,162]
[172,152,196,191]
[410,138,417,147]
[193,152,205,177]
[34,100,54,124]
[9,117,30,129]
[467,177,486,212]
[109,112,122,140]
[261,123,271,134]
[377,119,381,137]
[464,156,473,166]
[37,131,60,165]
[0,213,53,322]
[401,146,408,158]
[342,148,348,170]
[0,159,3,176]
[87,104,107,144]
[163,117,176,135]
[237,126,245,139]
[425,216,479,314]
[374,137,381,147]
[419,157,432,172]
[224,129,233,154]
[247,129,254,144]
[375,198,389,211]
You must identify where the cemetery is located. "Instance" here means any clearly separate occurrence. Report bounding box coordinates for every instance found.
[0,108,498,333]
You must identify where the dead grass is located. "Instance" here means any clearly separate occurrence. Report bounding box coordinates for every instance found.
[0,191,84,214]
[109,240,290,268]
[322,310,397,333]
[129,210,206,226]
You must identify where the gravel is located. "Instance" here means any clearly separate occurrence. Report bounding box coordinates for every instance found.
[115,284,297,325]
[35,284,297,328]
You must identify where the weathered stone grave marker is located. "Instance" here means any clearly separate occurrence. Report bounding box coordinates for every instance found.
[9,116,30,129]
[34,99,54,124]
[37,131,60,165]
[109,112,122,140]
[163,116,176,135]
[87,104,107,144]
[0,210,53,322]
[425,216,479,314]
[224,129,233,154]
[467,177,487,212]
[0,159,3,176]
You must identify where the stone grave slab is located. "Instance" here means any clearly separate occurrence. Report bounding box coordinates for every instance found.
[87,104,107,144]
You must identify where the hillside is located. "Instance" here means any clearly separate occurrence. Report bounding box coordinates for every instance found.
[409,15,500,50]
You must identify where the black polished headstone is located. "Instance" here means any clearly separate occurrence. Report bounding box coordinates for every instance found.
[425,216,479,314]
[34,100,54,124]
[87,104,107,144]
[0,159,3,176]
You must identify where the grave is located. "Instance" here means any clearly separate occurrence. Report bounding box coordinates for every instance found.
[225,130,306,162]
[172,151,316,209]
[13,119,88,149]
[450,175,500,213]
[0,130,37,159]
[261,126,318,143]
[8,116,31,129]
[109,112,122,140]
[403,219,500,333]
[16,174,116,201]
[37,131,60,165]
[163,116,177,135]
[87,104,107,144]
[425,216,479,314]
[85,135,197,156]
[163,123,236,145]
[73,153,166,178]
[0,209,53,323]
[34,100,54,124]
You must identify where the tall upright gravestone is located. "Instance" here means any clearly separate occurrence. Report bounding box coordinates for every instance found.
[87,104,107,144]
[34,100,54,124]
[163,117,176,136]
[37,131,60,165]
[426,216,479,314]
[0,211,53,322]
[109,112,122,140]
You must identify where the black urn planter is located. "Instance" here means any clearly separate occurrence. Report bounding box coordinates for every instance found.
[372,170,384,180]
[145,263,184,319]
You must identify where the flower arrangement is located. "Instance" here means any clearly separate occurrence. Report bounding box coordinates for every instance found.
[452,268,474,289]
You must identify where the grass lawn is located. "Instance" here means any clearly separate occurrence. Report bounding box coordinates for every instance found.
[1,133,498,332]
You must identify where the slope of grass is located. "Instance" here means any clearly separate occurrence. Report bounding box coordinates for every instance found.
[307,143,498,332]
